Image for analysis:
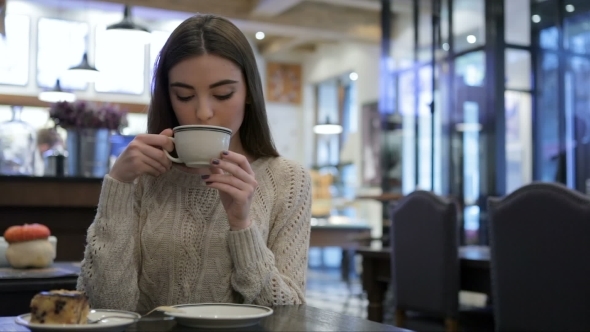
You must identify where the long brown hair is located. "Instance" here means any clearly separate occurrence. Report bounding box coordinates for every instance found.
[148,14,279,158]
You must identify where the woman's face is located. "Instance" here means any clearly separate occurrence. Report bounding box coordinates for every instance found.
[168,54,247,137]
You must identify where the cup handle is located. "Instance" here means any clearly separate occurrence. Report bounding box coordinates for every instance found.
[163,137,183,163]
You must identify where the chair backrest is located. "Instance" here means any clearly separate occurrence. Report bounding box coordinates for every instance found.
[390,190,459,317]
[488,182,590,331]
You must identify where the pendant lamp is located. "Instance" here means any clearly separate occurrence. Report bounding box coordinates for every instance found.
[106,5,150,44]
[313,116,343,135]
[38,79,76,103]
[65,52,99,82]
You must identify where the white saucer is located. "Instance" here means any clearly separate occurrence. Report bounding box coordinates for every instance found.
[165,303,273,328]
[15,309,140,332]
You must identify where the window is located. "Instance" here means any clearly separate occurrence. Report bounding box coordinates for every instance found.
[313,74,357,198]
[0,14,30,86]
[315,79,340,167]
[37,18,88,90]
[94,24,145,95]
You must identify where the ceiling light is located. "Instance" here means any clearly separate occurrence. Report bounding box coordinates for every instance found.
[565,4,575,12]
[314,117,343,135]
[106,5,151,44]
[255,31,265,40]
[442,43,450,51]
[466,35,477,44]
[38,79,76,103]
[349,72,358,81]
[64,53,99,82]
[532,15,541,23]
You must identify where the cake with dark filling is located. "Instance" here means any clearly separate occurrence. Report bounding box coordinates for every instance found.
[30,290,90,324]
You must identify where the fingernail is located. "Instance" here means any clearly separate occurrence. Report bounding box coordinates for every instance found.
[222,150,229,155]
[201,175,210,180]
[212,159,220,165]
[205,181,212,185]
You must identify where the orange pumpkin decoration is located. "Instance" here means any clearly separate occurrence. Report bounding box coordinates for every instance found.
[3,224,51,243]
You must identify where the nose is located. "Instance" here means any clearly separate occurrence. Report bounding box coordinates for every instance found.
[195,97,213,123]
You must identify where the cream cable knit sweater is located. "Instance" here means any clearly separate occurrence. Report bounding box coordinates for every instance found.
[77,156,311,312]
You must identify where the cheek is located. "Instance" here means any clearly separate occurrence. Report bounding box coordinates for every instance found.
[212,103,242,134]
[225,99,246,125]
[170,101,193,122]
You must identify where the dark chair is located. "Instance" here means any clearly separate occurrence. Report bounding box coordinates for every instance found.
[488,182,590,331]
[390,190,460,332]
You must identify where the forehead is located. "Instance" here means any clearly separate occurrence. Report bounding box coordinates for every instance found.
[168,54,242,83]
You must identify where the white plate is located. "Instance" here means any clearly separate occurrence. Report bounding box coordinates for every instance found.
[15,309,140,332]
[165,303,273,329]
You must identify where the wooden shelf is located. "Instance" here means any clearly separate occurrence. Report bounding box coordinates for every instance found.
[0,94,148,114]
[0,176,101,207]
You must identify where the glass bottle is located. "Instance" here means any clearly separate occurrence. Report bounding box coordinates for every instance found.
[0,106,37,175]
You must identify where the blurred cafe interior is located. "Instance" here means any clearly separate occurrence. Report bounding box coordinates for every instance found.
[1,0,590,330]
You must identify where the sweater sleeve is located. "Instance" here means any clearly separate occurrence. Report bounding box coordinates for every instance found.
[228,160,312,305]
[76,175,144,311]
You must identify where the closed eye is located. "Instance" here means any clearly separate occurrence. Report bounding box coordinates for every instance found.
[215,92,234,101]
[176,95,194,102]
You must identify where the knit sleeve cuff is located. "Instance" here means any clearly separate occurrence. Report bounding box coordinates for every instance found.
[97,175,136,219]
[227,223,270,270]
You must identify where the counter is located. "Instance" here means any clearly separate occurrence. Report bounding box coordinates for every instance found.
[0,176,103,261]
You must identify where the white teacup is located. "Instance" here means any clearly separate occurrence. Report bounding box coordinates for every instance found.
[164,125,232,168]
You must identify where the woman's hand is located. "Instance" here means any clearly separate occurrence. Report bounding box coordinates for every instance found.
[108,129,175,183]
[204,151,258,230]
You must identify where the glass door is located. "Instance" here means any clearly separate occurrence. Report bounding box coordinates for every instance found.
[453,51,486,244]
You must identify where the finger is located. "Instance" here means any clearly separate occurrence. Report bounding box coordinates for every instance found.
[210,158,256,186]
[159,128,173,137]
[219,150,254,175]
[205,173,251,191]
[127,140,171,170]
[141,144,172,170]
[135,133,174,152]
[205,181,248,201]
[159,129,175,152]
[209,162,224,175]
[143,165,162,178]
[137,158,163,177]
[138,153,168,174]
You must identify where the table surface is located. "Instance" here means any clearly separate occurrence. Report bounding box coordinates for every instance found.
[0,262,80,280]
[311,224,372,230]
[0,305,412,332]
[356,245,490,263]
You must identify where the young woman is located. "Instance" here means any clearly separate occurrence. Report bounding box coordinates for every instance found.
[77,14,311,312]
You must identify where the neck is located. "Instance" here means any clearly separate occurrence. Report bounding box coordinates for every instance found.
[229,130,255,163]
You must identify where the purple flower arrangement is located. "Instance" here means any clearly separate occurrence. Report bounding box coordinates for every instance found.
[49,100,128,131]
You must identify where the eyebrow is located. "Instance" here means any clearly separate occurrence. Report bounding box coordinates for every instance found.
[169,79,239,90]
[169,82,194,89]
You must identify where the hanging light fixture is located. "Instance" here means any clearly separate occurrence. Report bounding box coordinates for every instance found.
[313,116,343,135]
[61,0,98,82]
[38,79,76,103]
[106,5,151,44]
[65,52,99,82]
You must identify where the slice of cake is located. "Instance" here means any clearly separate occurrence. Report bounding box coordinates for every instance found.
[30,290,90,324]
